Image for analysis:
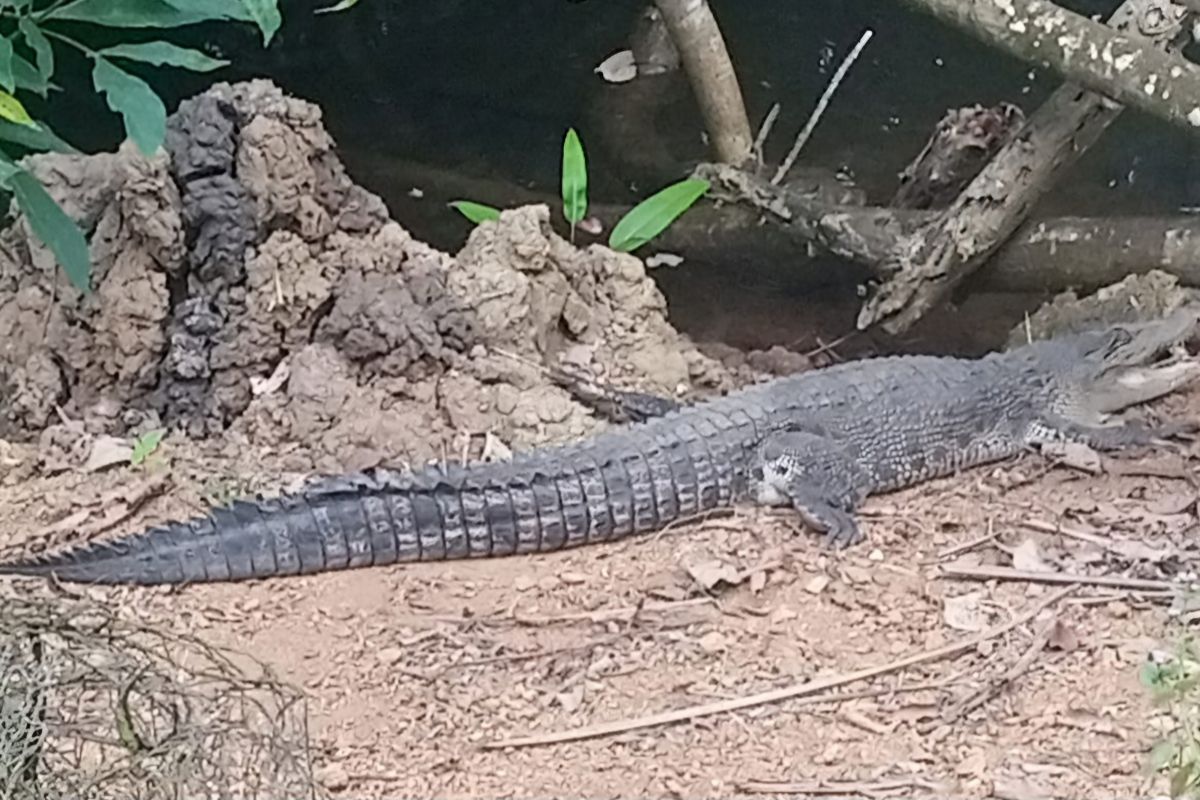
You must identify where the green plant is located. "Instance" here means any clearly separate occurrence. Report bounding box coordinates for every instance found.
[1142,634,1200,798]
[561,126,586,242]
[129,428,164,467]
[0,1,282,295]
[607,177,708,252]
[452,126,709,254]
[449,199,500,224]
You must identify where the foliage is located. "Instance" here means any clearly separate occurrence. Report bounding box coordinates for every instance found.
[455,126,708,254]
[607,177,709,252]
[449,199,500,224]
[129,428,165,466]
[1142,633,1200,798]
[0,0,281,295]
[561,126,586,241]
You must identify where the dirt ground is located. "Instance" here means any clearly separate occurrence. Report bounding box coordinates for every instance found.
[1,79,1198,799]
[1,390,1197,799]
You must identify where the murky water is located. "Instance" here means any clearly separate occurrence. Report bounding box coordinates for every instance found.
[37,0,1200,350]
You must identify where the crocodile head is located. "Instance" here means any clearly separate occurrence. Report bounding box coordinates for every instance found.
[1045,307,1200,423]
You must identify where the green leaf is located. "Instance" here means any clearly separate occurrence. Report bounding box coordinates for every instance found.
[1171,761,1195,798]
[12,53,50,96]
[608,178,709,253]
[1151,740,1179,772]
[130,429,164,465]
[0,89,33,126]
[239,0,281,45]
[18,18,53,80]
[315,0,360,12]
[0,119,78,153]
[1142,660,1167,689]
[561,127,587,231]
[91,56,166,155]
[450,200,501,224]
[0,35,14,93]
[44,0,224,26]
[162,0,253,19]
[100,42,230,72]
[4,167,92,292]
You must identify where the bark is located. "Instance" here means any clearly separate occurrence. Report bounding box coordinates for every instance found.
[694,162,1200,291]
[892,103,1026,209]
[856,0,1186,334]
[652,0,753,166]
[899,0,1200,131]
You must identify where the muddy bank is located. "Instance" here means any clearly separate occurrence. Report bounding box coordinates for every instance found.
[0,80,751,475]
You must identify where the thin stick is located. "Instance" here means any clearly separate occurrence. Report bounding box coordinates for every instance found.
[739,777,948,795]
[940,563,1180,592]
[772,29,874,186]
[481,585,1074,750]
[752,102,781,164]
[938,615,1056,725]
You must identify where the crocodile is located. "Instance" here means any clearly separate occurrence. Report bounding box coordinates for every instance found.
[2,310,1198,587]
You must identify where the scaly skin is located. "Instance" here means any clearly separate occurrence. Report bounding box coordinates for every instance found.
[2,311,1197,586]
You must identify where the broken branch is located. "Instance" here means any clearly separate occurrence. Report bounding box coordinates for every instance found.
[652,0,753,165]
[857,0,1188,333]
[940,563,1179,593]
[899,0,1200,132]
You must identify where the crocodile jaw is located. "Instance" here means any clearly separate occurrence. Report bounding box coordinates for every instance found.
[1091,355,1200,414]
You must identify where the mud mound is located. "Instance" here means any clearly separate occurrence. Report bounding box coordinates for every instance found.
[0,79,730,471]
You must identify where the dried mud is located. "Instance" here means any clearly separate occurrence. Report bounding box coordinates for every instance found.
[0,80,1197,799]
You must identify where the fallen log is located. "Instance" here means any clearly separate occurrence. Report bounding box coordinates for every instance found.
[856,0,1187,334]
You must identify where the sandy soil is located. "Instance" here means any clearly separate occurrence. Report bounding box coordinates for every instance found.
[2,387,1196,799]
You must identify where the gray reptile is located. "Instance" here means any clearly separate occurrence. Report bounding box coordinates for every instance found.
[2,310,1198,586]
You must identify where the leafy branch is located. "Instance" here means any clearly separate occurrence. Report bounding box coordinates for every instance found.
[0,0,283,295]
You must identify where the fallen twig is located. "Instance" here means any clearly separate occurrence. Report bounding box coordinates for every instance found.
[512,597,716,627]
[934,614,1057,727]
[772,29,874,186]
[940,563,1180,593]
[739,776,950,796]
[481,585,1075,749]
[653,0,753,164]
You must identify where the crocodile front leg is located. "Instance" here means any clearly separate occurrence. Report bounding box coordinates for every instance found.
[753,430,871,548]
[1033,414,1198,451]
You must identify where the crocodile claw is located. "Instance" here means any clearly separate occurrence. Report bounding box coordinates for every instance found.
[791,498,864,549]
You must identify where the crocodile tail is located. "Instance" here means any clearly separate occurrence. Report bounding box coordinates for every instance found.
[0,419,746,585]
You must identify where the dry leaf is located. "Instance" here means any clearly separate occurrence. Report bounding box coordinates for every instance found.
[696,631,728,653]
[1047,619,1080,652]
[645,252,684,269]
[992,775,1054,800]
[804,574,830,594]
[594,49,637,82]
[1147,491,1196,516]
[1012,538,1053,573]
[749,570,767,594]
[481,432,512,462]
[685,559,742,590]
[555,684,585,712]
[943,591,987,632]
[81,435,133,473]
[1043,441,1102,474]
[250,358,290,396]
[1108,538,1172,563]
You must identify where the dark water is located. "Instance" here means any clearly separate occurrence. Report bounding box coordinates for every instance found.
[33,0,1200,351]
